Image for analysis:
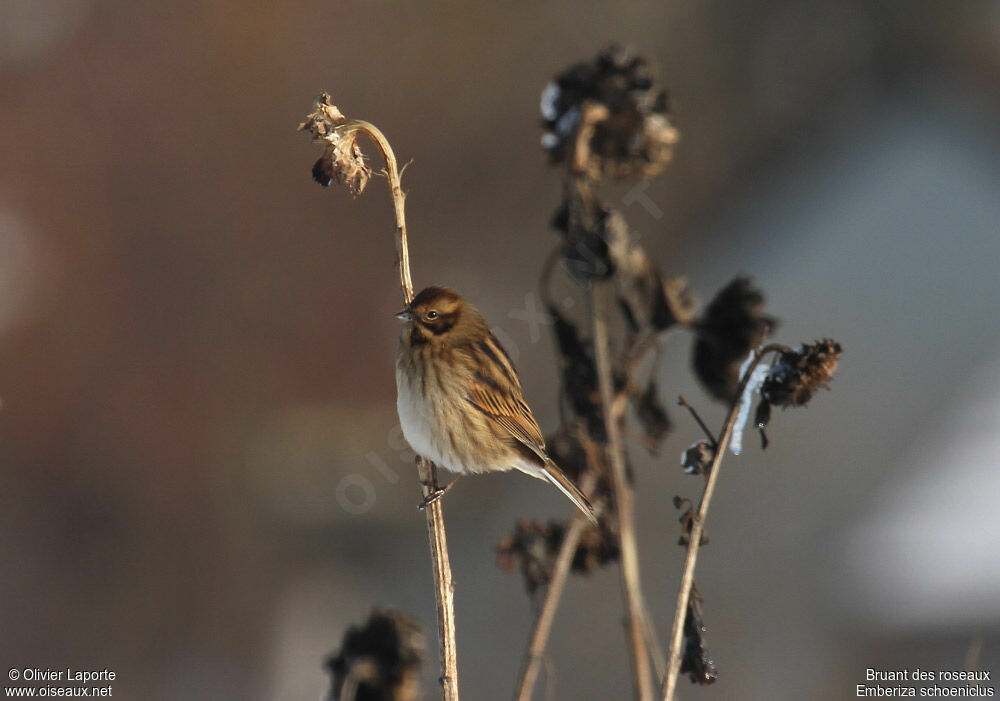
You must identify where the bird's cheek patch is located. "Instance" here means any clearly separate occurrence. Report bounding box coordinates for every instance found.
[425,313,458,335]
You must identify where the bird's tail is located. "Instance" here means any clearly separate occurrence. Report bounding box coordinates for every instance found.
[540,457,599,526]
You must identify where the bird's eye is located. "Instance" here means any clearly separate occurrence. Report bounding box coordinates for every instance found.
[426,310,439,320]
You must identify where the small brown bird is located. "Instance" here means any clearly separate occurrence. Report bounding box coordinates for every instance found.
[395,286,597,524]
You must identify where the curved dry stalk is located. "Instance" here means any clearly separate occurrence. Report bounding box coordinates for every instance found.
[300,94,458,700]
[661,344,783,700]
[592,280,655,701]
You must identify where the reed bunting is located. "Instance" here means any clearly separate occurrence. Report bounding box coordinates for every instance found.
[395,286,597,524]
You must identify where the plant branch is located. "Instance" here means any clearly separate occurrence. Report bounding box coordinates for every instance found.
[515,289,667,699]
[341,119,414,301]
[641,598,668,686]
[661,345,782,700]
[592,279,655,701]
[301,95,458,700]
[677,395,717,448]
[611,330,665,422]
[514,467,600,701]
[526,97,664,701]
[514,314,667,700]
[368,125,459,701]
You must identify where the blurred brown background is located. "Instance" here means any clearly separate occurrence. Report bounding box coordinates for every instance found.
[1,1,999,699]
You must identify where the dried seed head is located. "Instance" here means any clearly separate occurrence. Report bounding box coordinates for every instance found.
[681,441,714,476]
[572,519,621,574]
[541,45,679,180]
[299,92,372,196]
[496,520,561,595]
[496,518,619,595]
[325,609,424,701]
[761,339,843,407]
[693,277,776,402]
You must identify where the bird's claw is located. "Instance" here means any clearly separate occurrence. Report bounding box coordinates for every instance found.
[418,488,447,510]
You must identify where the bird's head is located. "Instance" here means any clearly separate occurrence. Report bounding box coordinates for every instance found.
[396,286,487,344]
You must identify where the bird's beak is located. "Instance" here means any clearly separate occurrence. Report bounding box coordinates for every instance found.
[395,308,414,322]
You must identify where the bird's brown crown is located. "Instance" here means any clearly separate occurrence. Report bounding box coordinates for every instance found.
[406,286,487,341]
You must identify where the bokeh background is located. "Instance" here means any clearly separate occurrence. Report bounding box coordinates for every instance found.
[2,1,999,699]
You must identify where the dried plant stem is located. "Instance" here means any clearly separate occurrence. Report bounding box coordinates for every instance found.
[641,598,668,686]
[592,280,655,701]
[341,120,414,299]
[677,395,717,447]
[661,346,779,701]
[514,468,599,701]
[343,116,459,701]
[418,458,459,699]
[514,320,666,700]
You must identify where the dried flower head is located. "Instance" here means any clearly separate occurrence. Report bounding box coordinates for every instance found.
[761,339,843,407]
[693,277,776,402]
[299,92,372,196]
[496,519,562,595]
[325,609,424,701]
[681,441,714,476]
[497,519,619,595]
[681,589,719,685]
[541,45,679,180]
[573,518,621,573]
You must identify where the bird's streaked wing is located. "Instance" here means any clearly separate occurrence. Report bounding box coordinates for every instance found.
[466,334,546,455]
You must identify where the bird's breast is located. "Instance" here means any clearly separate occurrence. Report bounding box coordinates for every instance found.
[395,341,518,474]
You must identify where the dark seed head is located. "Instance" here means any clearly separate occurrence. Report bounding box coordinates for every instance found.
[692,277,776,402]
[761,339,843,408]
[325,609,424,701]
[540,45,678,181]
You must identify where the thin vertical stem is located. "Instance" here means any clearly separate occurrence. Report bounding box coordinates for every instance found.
[661,346,780,700]
[592,280,655,701]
